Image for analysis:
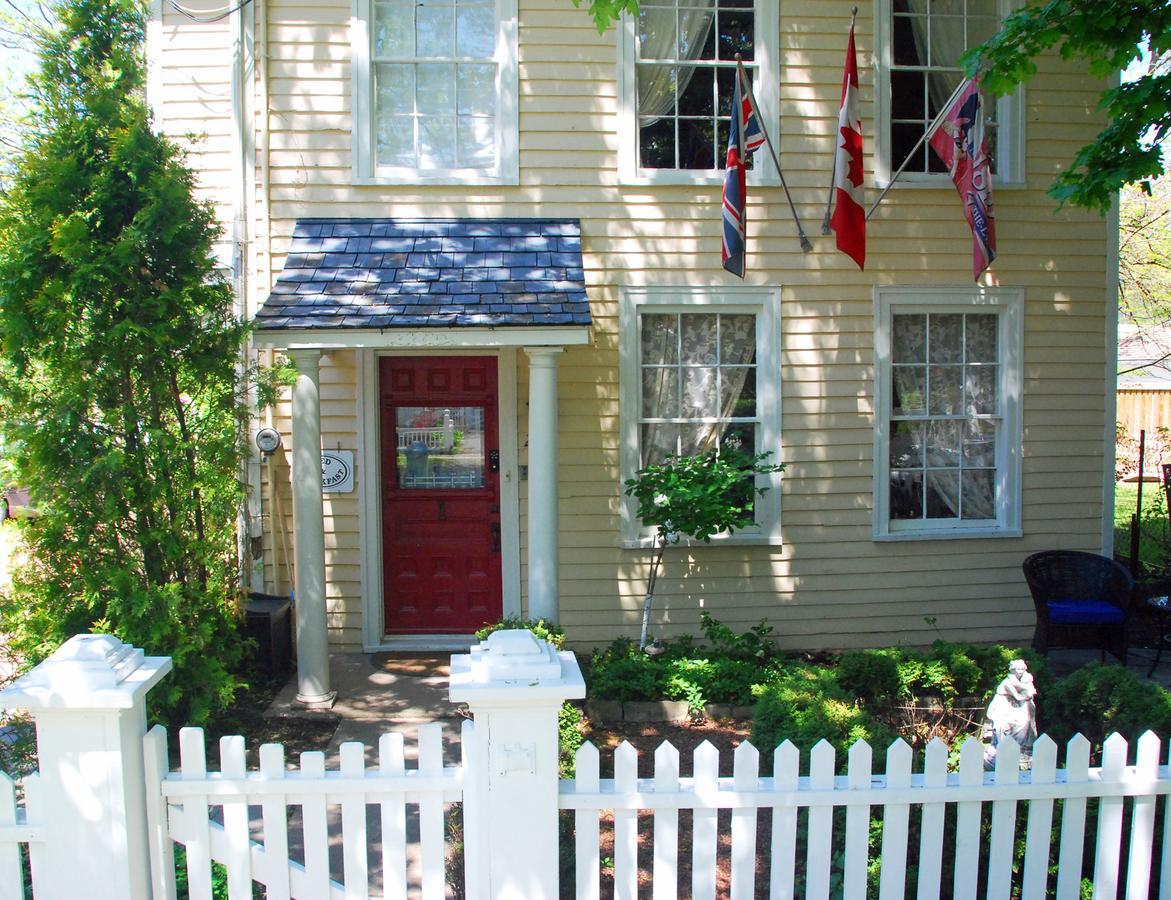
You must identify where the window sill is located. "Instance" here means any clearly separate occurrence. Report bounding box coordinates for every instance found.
[620,533,784,550]
[619,169,781,189]
[873,526,1023,542]
[353,170,518,187]
[873,175,1026,191]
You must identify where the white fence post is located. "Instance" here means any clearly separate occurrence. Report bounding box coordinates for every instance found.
[449,629,585,900]
[0,633,172,900]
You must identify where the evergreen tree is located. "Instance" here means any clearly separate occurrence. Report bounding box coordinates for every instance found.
[0,0,248,724]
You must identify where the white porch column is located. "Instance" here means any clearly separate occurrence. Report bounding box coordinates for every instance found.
[288,348,334,706]
[525,346,562,623]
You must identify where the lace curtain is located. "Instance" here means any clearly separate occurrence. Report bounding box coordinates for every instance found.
[637,2,716,124]
[640,314,756,467]
[901,0,966,111]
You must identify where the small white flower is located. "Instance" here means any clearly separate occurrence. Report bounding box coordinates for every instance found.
[653,493,670,507]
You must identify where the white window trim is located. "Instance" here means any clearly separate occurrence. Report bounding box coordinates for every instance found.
[872,285,1023,541]
[616,0,780,186]
[873,0,1025,188]
[351,0,519,185]
[619,285,783,548]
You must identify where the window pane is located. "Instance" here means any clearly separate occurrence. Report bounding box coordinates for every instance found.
[892,314,926,362]
[416,4,455,57]
[963,419,997,466]
[961,470,996,519]
[929,314,963,363]
[965,314,997,362]
[890,421,924,468]
[374,0,414,56]
[928,365,962,415]
[417,64,456,114]
[721,421,755,454]
[681,9,716,59]
[643,367,680,418]
[678,66,714,116]
[718,9,753,60]
[377,115,416,167]
[926,419,960,467]
[376,64,415,115]
[457,5,494,57]
[722,367,755,417]
[720,314,756,361]
[890,471,923,519]
[457,116,495,168]
[678,424,706,457]
[893,365,926,416]
[418,116,457,167]
[396,406,485,489]
[457,64,495,115]
[642,422,679,466]
[640,118,676,168]
[892,13,924,65]
[965,364,997,416]
[680,314,719,364]
[891,70,926,121]
[682,367,718,418]
[925,471,959,518]
[641,314,679,364]
[677,120,715,169]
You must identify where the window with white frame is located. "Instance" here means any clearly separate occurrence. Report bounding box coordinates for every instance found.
[617,0,779,183]
[874,286,1022,539]
[352,0,518,183]
[620,287,782,545]
[875,0,1023,184]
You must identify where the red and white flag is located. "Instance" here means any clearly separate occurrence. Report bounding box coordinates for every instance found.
[928,78,997,280]
[829,20,865,270]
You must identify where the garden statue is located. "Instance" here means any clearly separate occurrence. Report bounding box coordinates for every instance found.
[984,659,1038,767]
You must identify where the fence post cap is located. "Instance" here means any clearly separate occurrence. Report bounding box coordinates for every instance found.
[449,629,585,703]
[0,632,172,711]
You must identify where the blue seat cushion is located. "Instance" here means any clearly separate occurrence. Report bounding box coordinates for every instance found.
[1046,599,1124,625]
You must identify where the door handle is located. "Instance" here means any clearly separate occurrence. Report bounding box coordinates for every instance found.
[490,522,501,553]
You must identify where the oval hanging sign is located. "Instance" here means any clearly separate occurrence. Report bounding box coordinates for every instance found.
[321,450,354,493]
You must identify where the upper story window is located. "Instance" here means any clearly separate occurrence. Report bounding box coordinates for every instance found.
[351,0,518,184]
[620,286,782,546]
[875,0,1024,185]
[617,0,779,185]
[873,286,1022,540]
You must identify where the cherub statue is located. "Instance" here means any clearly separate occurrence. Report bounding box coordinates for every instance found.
[984,659,1037,764]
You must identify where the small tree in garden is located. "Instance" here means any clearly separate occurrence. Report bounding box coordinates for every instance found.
[0,0,248,724]
[623,447,783,650]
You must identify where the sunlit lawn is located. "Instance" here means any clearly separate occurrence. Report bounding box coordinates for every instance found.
[1115,481,1170,569]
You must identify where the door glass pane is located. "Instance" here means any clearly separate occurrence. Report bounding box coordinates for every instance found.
[396,406,485,488]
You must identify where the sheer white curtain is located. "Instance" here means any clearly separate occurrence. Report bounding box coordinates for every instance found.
[902,0,966,110]
[637,2,716,124]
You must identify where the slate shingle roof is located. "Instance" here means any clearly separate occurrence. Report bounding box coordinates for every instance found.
[256,218,591,330]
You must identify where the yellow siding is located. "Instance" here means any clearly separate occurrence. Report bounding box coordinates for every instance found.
[157,0,1113,652]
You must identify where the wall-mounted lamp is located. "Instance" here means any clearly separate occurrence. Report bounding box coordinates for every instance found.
[255,427,282,463]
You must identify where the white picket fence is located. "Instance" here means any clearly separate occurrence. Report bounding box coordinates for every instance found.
[4,632,1171,899]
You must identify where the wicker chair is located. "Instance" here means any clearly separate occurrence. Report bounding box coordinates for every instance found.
[1022,550,1135,665]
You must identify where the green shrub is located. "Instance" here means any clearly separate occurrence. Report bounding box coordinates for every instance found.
[699,612,777,662]
[558,702,586,778]
[586,639,665,702]
[1043,662,1171,747]
[473,617,566,649]
[836,650,901,705]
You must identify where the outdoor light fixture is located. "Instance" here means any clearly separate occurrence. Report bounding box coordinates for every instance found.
[255,427,282,463]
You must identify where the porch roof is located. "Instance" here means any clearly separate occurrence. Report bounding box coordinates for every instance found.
[255,218,591,331]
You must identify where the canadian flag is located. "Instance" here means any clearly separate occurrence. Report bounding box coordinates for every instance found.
[829,21,865,270]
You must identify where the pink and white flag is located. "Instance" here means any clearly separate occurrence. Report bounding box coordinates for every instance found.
[829,20,865,270]
[928,79,998,280]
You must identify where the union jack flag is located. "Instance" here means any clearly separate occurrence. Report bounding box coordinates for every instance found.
[722,63,766,278]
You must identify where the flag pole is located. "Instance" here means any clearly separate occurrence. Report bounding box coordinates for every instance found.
[864,75,970,222]
[822,7,858,236]
[737,56,813,253]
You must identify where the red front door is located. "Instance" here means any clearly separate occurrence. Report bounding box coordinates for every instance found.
[380,356,502,634]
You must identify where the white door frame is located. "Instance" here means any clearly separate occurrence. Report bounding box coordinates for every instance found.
[357,348,522,651]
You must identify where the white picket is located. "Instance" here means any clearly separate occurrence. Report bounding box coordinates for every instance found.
[770,740,799,900]
[0,770,23,900]
[878,739,912,900]
[378,732,408,900]
[1162,763,1171,900]
[987,739,1020,900]
[951,739,985,900]
[258,743,291,900]
[652,741,679,900]
[691,741,719,900]
[573,742,600,900]
[729,741,759,900]
[142,726,177,900]
[843,740,872,900]
[1055,734,1091,900]
[613,741,638,900]
[806,740,836,900]
[1093,733,1128,898]
[417,724,445,900]
[179,726,214,900]
[458,721,480,900]
[299,751,331,897]
[19,776,44,897]
[1021,735,1057,900]
[1127,731,1161,900]
[916,738,948,900]
[338,741,369,899]
[219,735,252,900]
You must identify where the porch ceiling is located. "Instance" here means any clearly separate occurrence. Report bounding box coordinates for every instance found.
[255,218,591,333]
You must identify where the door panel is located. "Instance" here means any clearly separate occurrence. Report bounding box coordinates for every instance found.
[380,357,501,634]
